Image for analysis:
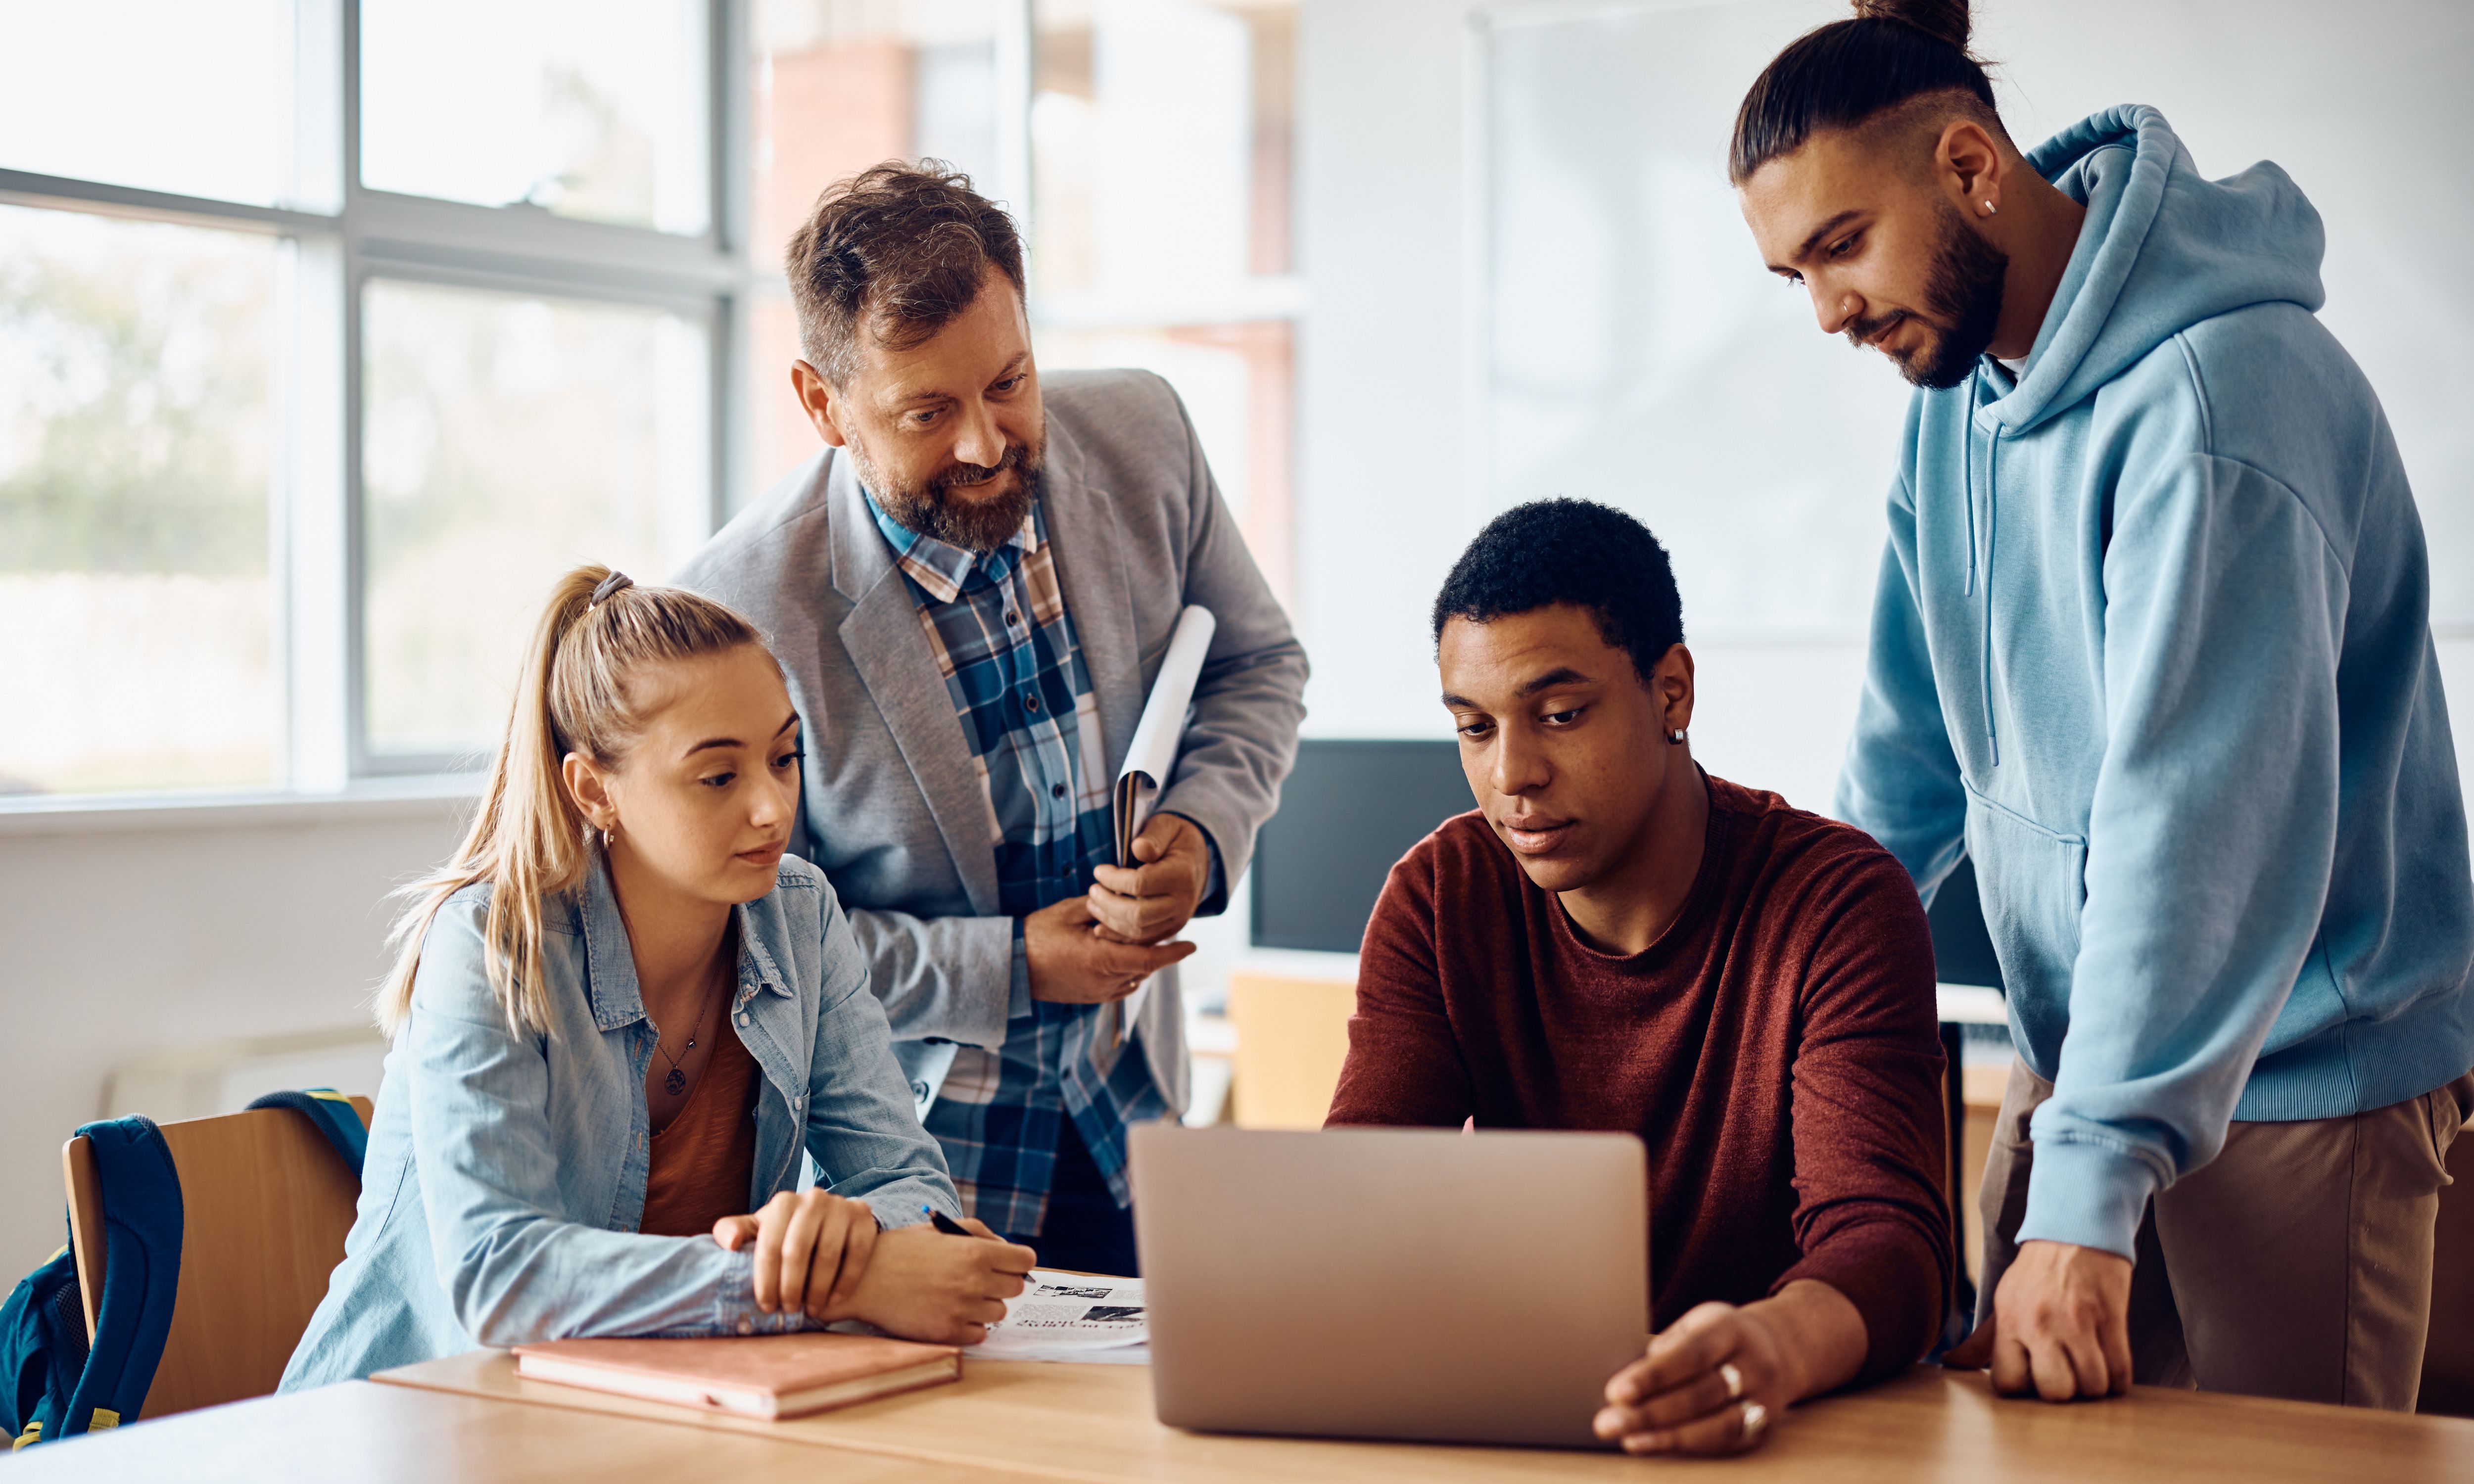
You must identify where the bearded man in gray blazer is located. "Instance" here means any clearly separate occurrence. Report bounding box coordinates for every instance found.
[675,163,1305,1275]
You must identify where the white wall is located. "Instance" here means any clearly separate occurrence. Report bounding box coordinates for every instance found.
[1295,0,1877,806]
[0,798,468,1275]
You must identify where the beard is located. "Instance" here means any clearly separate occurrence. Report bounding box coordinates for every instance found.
[1846,198,2009,391]
[850,435,1044,554]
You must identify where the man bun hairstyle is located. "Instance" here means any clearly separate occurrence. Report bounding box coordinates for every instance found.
[1729,0,2002,186]
[1432,499,1685,689]
[785,160,1027,384]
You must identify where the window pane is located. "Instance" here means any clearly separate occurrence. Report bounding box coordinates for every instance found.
[745,295,818,505]
[0,0,290,206]
[0,206,278,795]
[750,0,1001,274]
[361,0,710,234]
[1023,0,1298,605]
[362,281,710,759]
[1031,0,1294,303]
[1035,322,1291,601]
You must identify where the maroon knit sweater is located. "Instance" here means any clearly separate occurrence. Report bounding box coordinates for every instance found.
[1326,775,1951,1382]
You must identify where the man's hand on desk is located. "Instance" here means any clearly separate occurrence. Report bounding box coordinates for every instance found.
[1944,1239,2133,1401]
[1088,813,1210,945]
[1593,1280,1867,1456]
[1025,893,1196,1004]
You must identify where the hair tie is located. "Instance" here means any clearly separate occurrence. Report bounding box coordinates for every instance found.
[588,571,634,607]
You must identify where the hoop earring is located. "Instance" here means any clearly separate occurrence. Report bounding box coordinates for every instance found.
[1667,728,1687,746]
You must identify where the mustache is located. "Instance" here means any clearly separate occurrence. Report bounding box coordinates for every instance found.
[930,443,1033,497]
[1845,308,1914,354]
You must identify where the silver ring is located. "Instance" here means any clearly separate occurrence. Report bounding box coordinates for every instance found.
[1738,1400,1768,1441]
[1719,1362,1744,1401]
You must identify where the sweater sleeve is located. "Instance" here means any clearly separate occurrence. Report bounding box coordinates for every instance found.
[1770,847,1953,1384]
[1325,838,1475,1128]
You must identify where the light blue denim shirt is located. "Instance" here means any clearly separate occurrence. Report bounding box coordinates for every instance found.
[280,851,962,1389]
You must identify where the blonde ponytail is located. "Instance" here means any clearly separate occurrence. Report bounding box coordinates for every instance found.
[376,564,764,1036]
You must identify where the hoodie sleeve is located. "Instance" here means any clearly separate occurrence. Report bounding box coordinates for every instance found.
[1836,454,1970,902]
[2018,450,2346,1257]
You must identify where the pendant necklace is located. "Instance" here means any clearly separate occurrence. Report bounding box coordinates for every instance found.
[655,1030,696,1097]
[653,958,726,1098]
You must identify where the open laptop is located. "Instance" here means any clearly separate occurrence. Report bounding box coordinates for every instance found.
[1129,1123,1648,1448]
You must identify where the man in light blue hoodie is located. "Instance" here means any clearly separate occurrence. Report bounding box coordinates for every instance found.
[1730,0,2474,1411]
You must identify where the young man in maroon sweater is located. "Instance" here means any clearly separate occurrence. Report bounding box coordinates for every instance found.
[1325,499,1951,1457]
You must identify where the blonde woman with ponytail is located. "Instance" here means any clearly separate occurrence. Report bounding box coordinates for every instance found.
[282,567,1034,1390]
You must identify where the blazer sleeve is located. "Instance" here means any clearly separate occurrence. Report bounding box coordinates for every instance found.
[1148,380,1309,910]
[802,883,969,1218]
[836,903,1016,1051]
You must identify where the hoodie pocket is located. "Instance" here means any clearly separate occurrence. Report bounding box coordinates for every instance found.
[1962,784,2087,1068]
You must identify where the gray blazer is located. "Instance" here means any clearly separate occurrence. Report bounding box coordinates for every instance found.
[673,369,1308,1115]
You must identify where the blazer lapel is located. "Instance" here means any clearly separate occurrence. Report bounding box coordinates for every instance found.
[1040,419,1144,767]
[827,458,1003,916]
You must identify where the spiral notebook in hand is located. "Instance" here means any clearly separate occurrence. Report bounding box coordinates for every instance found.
[509,1332,961,1421]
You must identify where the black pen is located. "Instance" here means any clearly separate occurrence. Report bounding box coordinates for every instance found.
[925,1206,975,1237]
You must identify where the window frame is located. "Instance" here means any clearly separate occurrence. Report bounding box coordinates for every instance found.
[0,0,759,803]
[0,0,1301,815]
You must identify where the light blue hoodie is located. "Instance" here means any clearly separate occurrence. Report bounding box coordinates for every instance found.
[1836,105,2474,1259]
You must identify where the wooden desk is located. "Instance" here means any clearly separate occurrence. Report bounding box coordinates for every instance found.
[373,1348,2474,1484]
[0,1375,1039,1483]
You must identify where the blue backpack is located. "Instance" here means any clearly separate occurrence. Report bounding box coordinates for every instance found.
[1,1090,367,1449]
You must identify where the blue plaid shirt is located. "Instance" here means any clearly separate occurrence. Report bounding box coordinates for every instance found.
[865,491,1168,1235]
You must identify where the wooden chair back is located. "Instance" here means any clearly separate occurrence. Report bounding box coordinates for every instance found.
[63,1097,373,1419]
[1226,971,1354,1130]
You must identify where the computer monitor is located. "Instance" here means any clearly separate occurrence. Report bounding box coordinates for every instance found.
[1248,737,2006,988]
[1248,739,1473,955]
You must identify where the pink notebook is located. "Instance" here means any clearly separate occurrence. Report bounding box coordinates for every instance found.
[510,1332,961,1420]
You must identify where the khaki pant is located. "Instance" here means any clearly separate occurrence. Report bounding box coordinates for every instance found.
[1978,1059,2474,1410]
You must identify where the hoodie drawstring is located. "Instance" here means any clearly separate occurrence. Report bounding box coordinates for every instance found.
[1982,418,2001,768]
[1962,367,2001,767]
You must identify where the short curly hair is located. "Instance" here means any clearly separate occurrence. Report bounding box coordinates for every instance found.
[1431,499,1685,685]
[784,160,1026,384]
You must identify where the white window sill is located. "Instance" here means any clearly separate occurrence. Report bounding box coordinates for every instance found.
[0,774,484,837]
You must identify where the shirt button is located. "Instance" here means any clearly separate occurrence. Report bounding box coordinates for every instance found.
[1005,610,1020,626]
[1051,783,1066,799]
[1024,692,1041,713]
[736,1317,754,1336]
[736,1012,751,1026]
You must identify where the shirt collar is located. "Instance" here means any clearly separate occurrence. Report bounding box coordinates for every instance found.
[578,851,647,1031]
[861,487,1037,604]
[577,849,797,1029]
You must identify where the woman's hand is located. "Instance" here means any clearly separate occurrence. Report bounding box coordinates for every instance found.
[845,1222,1038,1345]
[1592,1280,1868,1457]
[711,1189,881,1321]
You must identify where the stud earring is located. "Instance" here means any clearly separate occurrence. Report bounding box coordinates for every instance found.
[1667,728,1687,746]
[1981,200,1998,216]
